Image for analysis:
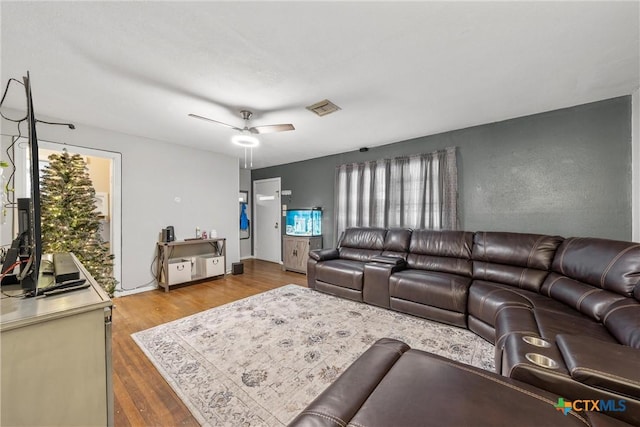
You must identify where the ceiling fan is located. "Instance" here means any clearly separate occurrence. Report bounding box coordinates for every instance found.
[188,110,295,135]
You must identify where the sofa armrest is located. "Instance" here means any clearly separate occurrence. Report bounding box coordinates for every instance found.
[370,255,406,266]
[363,260,405,309]
[288,338,410,427]
[309,248,339,261]
[556,334,640,399]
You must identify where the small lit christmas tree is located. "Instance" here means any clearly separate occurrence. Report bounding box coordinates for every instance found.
[40,151,116,296]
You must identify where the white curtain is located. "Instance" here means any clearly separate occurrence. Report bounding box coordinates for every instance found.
[335,147,458,241]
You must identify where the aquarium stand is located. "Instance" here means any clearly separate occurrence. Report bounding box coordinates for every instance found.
[282,236,322,274]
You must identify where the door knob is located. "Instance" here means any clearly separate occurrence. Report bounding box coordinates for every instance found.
[274,222,279,229]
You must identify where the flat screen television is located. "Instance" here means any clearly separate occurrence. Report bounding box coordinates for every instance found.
[285,208,322,236]
[13,73,42,295]
[24,73,42,294]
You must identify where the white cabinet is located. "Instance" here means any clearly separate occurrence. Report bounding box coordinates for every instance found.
[283,235,322,274]
[0,255,113,427]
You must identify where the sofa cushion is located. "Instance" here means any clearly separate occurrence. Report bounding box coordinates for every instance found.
[473,231,564,270]
[381,228,412,259]
[468,280,571,327]
[472,232,564,292]
[406,229,473,276]
[389,269,471,313]
[338,227,386,261]
[315,259,365,291]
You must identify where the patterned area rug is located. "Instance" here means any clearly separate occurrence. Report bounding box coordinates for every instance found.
[132,285,494,426]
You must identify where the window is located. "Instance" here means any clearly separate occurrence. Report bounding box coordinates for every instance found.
[335,147,458,239]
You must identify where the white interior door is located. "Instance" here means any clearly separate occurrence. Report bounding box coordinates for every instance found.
[254,177,281,263]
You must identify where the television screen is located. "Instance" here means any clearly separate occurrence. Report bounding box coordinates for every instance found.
[285,208,322,236]
[0,72,47,295]
[20,72,41,294]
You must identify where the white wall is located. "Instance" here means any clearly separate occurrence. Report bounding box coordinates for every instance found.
[1,109,239,292]
[633,88,639,242]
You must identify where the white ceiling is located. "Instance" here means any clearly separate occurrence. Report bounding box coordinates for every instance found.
[2,1,639,169]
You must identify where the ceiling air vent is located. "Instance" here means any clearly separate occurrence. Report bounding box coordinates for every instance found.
[306,99,341,117]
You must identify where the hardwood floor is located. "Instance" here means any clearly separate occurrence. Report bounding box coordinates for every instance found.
[112,259,307,426]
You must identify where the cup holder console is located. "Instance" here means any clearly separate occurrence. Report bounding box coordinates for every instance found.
[525,353,559,369]
[522,336,551,348]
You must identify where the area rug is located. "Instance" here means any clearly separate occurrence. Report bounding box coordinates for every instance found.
[132,284,494,426]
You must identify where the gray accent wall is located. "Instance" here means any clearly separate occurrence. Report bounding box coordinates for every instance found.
[253,97,632,248]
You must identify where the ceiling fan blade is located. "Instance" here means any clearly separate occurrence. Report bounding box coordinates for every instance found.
[250,124,295,134]
[188,114,242,131]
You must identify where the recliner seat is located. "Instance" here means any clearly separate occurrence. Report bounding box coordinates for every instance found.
[388,229,473,327]
[309,227,386,301]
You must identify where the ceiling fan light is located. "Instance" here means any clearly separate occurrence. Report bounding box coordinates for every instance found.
[232,134,259,147]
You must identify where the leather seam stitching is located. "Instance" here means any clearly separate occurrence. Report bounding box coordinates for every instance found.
[528,236,545,268]
[569,366,640,387]
[558,238,577,276]
[490,289,535,324]
[507,361,573,381]
[603,304,637,323]
[447,360,588,426]
[496,330,539,346]
[299,410,347,427]
[575,288,600,312]
[600,245,640,288]
[494,305,533,329]
[371,341,407,357]
[544,275,564,297]
[482,232,487,261]
[477,287,505,322]
[518,268,527,289]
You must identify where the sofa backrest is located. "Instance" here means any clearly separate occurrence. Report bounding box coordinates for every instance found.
[472,232,564,292]
[407,229,474,277]
[338,227,386,262]
[381,228,412,260]
[540,238,640,345]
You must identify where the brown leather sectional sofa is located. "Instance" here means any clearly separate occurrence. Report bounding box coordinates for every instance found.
[297,227,640,426]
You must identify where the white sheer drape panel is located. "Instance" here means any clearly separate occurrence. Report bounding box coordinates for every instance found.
[334,147,458,241]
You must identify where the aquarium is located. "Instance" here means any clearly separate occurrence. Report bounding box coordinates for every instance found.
[285,208,322,236]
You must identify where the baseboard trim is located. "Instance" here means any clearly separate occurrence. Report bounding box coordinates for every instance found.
[115,284,157,297]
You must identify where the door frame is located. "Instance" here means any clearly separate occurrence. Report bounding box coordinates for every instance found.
[16,139,122,289]
[253,177,281,263]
